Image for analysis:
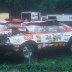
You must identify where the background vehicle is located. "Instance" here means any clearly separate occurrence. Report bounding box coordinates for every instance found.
[21,12,41,21]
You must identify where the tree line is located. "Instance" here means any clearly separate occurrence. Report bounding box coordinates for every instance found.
[0,0,72,18]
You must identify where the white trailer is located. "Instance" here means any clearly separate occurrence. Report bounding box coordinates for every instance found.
[21,12,41,21]
[47,14,72,26]
[47,14,72,21]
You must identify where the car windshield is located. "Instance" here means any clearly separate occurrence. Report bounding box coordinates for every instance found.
[26,23,64,33]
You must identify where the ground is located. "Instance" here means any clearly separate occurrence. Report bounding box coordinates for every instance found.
[0,49,72,72]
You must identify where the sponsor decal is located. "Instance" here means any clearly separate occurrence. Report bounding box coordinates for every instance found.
[36,35,41,43]
[10,38,23,44]
[24,34,33,40]
[9,36,25,44]
[12,38,21,44]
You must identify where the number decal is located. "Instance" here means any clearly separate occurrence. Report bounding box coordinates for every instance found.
[53,34,61,41]
[46,35,52,40]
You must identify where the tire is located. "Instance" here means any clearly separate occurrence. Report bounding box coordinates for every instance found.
[65,36,72,53]
[19,41,38,59]
[70,44,72,53]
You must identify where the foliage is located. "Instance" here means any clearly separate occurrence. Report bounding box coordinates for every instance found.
[0,53,72,72]
[0,0,72,17]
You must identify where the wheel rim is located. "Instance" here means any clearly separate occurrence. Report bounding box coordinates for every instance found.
[23,46,32,59]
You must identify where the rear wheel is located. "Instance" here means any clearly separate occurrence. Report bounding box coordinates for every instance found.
[70,44,72,53]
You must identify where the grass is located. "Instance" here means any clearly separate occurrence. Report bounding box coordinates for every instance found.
[0,50,72,72]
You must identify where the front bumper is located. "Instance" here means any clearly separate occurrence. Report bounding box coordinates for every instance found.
[0,44,14,54]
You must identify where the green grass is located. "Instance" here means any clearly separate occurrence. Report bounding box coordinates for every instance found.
[0,53,72,72]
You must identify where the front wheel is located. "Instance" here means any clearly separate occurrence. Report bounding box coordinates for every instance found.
[22,44,33,59]
[20,42,38,59]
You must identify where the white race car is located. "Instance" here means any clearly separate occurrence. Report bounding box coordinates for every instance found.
[0,21,72,59]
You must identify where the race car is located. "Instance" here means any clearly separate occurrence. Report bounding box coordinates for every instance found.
[0,20,72,59]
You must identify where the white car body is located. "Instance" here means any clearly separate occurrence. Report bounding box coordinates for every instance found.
[8,22,72,49]
[0,21,72,59]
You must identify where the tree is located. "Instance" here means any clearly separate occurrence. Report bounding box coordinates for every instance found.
[0,0,72,18]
